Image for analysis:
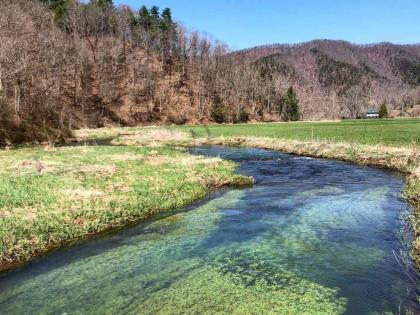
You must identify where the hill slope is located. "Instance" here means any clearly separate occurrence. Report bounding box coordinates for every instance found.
[238,40,420,119]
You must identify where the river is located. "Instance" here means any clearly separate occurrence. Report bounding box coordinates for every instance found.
[0,146,418,314]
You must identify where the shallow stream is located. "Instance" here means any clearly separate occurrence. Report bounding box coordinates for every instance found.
[0,146,418,314]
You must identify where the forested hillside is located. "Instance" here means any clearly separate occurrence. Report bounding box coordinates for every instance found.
[0,0,285,144]
[239,41,420,119]
[1,0,419,144]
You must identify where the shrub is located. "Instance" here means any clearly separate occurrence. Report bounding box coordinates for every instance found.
[168,113,188,125]
[282,87,300,121]
[238,110,249,123]
[211,96,225,123]
[379,103,388,118]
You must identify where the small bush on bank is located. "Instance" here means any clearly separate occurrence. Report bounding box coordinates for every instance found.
[379,103,389,118]
[211,96,225,123]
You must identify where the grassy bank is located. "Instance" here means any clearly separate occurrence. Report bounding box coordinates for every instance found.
[0,143,252,271]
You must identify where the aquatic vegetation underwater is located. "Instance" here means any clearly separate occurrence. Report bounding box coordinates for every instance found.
[0,147,418,314]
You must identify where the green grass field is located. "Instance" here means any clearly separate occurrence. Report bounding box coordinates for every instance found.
[0,144,250,269]
[180,119,420,147]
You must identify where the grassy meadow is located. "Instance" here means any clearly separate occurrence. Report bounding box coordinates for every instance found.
[0,142,251,269]
[181,119,420,147]
[77,118,420,146]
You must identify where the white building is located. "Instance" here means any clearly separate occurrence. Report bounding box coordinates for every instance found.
[366,107,379,119]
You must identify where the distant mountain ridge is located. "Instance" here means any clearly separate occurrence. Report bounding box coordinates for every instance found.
[236,40,420,119]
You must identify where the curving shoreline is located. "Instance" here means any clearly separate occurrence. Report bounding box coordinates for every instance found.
[191,136,420,265]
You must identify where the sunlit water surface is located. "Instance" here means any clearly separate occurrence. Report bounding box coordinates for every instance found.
[0,146,418,314]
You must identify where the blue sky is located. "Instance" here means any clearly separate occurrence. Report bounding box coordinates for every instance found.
[113,0,420,49]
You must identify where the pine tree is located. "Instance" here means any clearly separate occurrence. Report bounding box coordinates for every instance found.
[211,95,225,123]
[39,0,67,21]
[283,87,299,121]
[138,5,151,30]
[379,103,388,118]
[149,6,160,26]
[159,8,173,32]
[93,0,113,9]
[161,8,172,23]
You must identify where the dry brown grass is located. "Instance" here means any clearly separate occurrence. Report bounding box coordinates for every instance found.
[199,137,419,173]
[111,129,191,146]
[143,155,222,167]
[13,160,49,174]
[61,189,106,199]
[77,165,116,176]
[108,153,143,161]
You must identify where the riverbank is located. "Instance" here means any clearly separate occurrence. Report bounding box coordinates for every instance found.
[106,128,420,265]
[0,144,252,271]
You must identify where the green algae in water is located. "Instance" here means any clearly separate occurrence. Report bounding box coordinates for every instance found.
[139,267,345,315]
[0,190,346,314]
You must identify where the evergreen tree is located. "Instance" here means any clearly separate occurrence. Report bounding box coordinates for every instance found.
[211,95,225,123]
[138,5,151,29]
[161,8,172,23]
[150,5,160,16]
[95,0,113,9]
[159,8,173,32]
[39,0,68,21]
[379,103,388,118]
[149,6,160,26]
[283,87,299,121]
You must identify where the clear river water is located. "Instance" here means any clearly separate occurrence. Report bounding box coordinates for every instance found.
[0,146,418,314]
